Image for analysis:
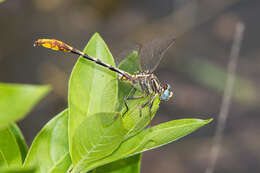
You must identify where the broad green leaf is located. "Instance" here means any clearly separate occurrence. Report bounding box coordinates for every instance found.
[71,112,127,172]
[68,33,118,162]
[0,151,7,167]
[79,118,212,172]
[0,166,36,173]
[23,110,71,173]
[0,83,50,129]
[9,124,28,162]
[129,118,212,153]
[0,126,23,168]
[95,51,142,173]
[72,49,147,173]
[88,49,144,173]
[93,154,141,173]
[69,35,161,172]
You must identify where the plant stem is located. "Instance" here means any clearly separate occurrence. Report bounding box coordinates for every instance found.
[205,21,245,173]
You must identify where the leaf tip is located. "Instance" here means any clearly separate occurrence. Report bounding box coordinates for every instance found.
[92,32,101,39]
[205,118,213,124]
[39,84,52,95]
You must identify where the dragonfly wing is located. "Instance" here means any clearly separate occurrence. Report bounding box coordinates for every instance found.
[112,42,142,70]
[139,34,176,72]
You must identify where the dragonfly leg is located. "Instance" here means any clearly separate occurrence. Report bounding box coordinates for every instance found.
[122,88,134,116]
[141,95,156,120]
[122,99,129,117]
[135,96,150,118]
[126,94,156,119]
[123,94,147,116]
[148,96,156,124]
[122,89,147,116]
[122,88,136,116]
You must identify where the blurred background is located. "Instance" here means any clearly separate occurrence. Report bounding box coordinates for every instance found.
[0,0,259,172]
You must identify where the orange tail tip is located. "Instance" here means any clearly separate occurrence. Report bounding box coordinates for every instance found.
[33,39,73,52]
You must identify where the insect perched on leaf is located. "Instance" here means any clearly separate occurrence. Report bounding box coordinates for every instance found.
[34,35,175,117]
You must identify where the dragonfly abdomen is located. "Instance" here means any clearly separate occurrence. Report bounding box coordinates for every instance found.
[34,38,173,101]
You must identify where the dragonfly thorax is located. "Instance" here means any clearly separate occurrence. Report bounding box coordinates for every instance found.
[127,72,173,101]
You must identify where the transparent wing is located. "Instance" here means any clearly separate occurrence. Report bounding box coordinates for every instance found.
[112,42,141,70]
[139,34,176,72]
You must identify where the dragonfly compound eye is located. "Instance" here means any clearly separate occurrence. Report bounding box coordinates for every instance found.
[160,84,173,101]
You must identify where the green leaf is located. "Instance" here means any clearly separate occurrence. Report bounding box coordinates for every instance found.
[9,124,28,162]
[89,51,142,173]
[23,110,71,173]
[68,33,118,163]
[84,48,144,173]
[0,167,36,173]
[0,83,51,129]
[93,154,141,173]
[0,126,23,168]
[130,118,213,153]
[80,118,212,172]
[68,35,162,172]
[71,112,127,172]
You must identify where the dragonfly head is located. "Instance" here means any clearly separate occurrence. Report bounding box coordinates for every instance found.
[160,84,173,101]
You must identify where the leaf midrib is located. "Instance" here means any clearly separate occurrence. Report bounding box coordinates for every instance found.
[48,152,70,173]
[82,120,210,172]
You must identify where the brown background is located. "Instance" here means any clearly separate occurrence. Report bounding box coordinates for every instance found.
[0,0,259,172]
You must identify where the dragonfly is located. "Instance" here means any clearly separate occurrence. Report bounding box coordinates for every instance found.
[34,35,175,117]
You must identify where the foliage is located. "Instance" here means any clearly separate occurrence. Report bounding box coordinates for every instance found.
[0,84,50,172]
[0,33,212,173]
[0,83,50,129]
